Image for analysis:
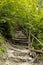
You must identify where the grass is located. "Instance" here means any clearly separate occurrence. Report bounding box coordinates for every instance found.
[0,33,7,55]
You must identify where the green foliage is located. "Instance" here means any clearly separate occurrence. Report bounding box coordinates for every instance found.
[33,42,43,50]
[0,33,7,55]
[0,0,15,39]
[0,0,43,49]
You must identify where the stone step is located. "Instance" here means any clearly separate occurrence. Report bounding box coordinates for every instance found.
[14,41,28,46]
[15,38,28,41]
[15,36,27,39]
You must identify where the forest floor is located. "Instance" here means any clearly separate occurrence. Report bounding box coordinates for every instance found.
[0,43,43,65]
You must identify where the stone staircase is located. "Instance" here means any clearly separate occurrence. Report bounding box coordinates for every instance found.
[14,31,28,46]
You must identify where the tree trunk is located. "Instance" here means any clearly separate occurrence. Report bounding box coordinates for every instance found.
[28,30,31,49]
[31,37,34,48]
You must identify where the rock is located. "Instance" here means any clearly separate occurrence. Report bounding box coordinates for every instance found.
[29,51,36,58]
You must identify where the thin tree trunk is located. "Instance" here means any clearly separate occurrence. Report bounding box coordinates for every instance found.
[28,30,31,49]
[31,33,42,45]
[31,37,34,48]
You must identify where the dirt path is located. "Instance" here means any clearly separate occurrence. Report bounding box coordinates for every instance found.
[0,44,43,65]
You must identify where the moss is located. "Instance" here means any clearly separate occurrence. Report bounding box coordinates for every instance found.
[0,49,3,55]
